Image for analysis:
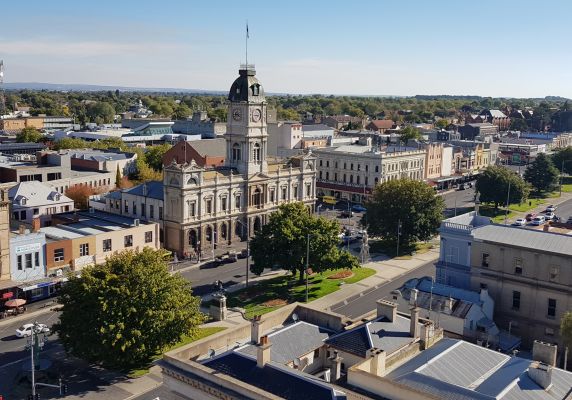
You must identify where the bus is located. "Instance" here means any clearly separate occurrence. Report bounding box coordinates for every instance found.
[320,195,337,205]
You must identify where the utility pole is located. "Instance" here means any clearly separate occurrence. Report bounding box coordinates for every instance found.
[504,181,511,225]
[396,219,402,258]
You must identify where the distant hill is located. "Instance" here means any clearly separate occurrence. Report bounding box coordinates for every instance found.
[3,82,227,94]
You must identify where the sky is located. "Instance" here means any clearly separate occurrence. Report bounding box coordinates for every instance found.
[1,0,572,98]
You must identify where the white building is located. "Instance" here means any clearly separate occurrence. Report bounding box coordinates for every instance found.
[9,181,74,227]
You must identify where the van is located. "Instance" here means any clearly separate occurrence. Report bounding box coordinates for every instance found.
[321,195,337,206]
[531,216,545,226]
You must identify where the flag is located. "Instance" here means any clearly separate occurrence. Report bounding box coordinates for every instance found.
[246,23,249,39]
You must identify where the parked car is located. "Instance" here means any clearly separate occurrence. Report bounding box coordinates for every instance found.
[545,212,555,220]
[457,184,466,191]
[525,213,537,221]
[16,323,50,338]
[340,210,353,218]
[513,218,526,226]
[531,216,546,226]
[352,204,367,213]
[546,205,557,213]
[238,248,250,259]
[227,251,238,262]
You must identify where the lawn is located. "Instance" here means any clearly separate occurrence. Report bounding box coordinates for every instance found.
[562,184,572,193]
[128,326,226,378]
[369,239,434,258]
[226,267,376,319]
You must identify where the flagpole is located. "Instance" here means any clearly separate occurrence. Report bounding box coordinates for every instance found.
[245,21,248,69]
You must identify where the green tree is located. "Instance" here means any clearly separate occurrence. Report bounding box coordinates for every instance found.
[133,148,162,182]
[476,166,529,208]
[115,165,121,188]
[552,146,572,174]
[86,101,116,123]
[16,127,44,143]
[509,118,528,131]
[55,248,205,370]
[364,179,444,248]
[435,119,449,129]
[561,311,572,351]
[53,137,90,150]
[145,144,172,171]
[398,126,421,144]
[277,107,300,121]
[524,153,559,193]
[172,103,192,120]
[250,202,359,282]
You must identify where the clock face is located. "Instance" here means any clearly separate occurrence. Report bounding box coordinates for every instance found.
[252,108,262,122]
[232,109,242,121]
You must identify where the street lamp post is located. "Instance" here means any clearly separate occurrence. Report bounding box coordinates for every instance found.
[504,181,511,225]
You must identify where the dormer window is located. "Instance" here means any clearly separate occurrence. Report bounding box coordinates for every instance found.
[236,87,240,94]
[251,84,260,96]
[20,197,27,206]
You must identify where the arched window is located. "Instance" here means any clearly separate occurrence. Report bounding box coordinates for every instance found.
[232,143,241,161]
[253,143,261,163]
[206,226,212,242]
[251,84,260,96]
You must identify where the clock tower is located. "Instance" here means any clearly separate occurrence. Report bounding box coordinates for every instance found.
[225,65,268,176]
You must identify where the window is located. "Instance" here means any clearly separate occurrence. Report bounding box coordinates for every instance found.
[149,205,154,219]
[549,265,559,282]
[13,211,19,220]
[159,207,163,220]
[20,210,26,220]
[33,208,39,216]
[221,197,227,211]
[326,172,329,180]
[313,348,320,358]
[133,202,137,215]
[253,143,261,163]
[141,203,146,217]
[293,186,299,198]
[282,187,287,200]
[30,288,43,298]
[547,298,556,318]
[327,161,330,168]
[188,200,196,217]
[103,239,112,252]
[232,143,241,161]
[124,200,129,213]
[54,248,64,262]
[481,253,490,268]
[344,163,347,169]
[319,160,323,167]
[319,171,323,179]
[375,165,379,173]
[351,163,354,170]
[79,243,89,257]
[357,164,361,171]
[25,253,32,268]
[334,172,337,181]
[206,199,213,214]
[545,328,555,336]
[235,194,241,209]
[512,291,521,310]
[17,255,22,270]
[514,258,523,275]
[124,235,133,247]
[335,161,338,168]
[145,231,153,243]
[306,184,311,197]
[34,252,39,267]
[365,164,369,172]
[270,188,276,202]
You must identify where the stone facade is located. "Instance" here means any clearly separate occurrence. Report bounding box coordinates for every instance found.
[163,67,316,257]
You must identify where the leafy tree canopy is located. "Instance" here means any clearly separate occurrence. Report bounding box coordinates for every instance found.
[398,126,421,144]
[16,127,44,143]
[509,118,528,131]
[524,153,559,193]
[476,166,529,208]
[55,248,205,369]
[144,143,172,171]
[561,311,572,350]
[552,146,572,175]
[250,202,359,281]
[364,179,444,247]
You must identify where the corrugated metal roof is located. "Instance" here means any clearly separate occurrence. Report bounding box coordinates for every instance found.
[473,224,572,256]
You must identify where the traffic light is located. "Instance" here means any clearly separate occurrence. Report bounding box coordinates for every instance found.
[35,394,40,400]
[61,384,68,395]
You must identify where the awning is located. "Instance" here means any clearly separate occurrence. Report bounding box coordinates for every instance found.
[17,276,68,292]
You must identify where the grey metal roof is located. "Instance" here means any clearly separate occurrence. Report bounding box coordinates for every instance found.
[69,150,134,162]
[473,224,572,256]
[188,138,226,158]
[9,181,73,208]
[228,67,265,102]
[238,322,332,364]
[124,181,164,200]
[387,338,572,400]
[303,124,334,132]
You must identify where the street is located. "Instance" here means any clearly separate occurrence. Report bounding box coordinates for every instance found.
[441,186,477,217]
[330,260,435,319]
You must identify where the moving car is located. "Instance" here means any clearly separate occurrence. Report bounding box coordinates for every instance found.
[531,215,546,226]
[545,212,555,220]
[16,323,50,338]
[513,218,526,226]
[525,213,537,221]
[352,204,367,213]
[546,205,557,213]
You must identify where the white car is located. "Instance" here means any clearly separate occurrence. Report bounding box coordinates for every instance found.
[531,216,546,226]
[546,205,557,213]
[16,323,50,338]
[545,212,555,220]
[513,218,526,226]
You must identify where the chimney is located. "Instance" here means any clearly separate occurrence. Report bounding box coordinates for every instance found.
[410,306,420,339]
[410,288,418,306]
[330,350,343,382]
[369,349,386,376]
[256,335,272,368]
[251,315,262,344]
[377,300,397,322]
[444,297,454,314]
[31,217,41,233]
[532,340,557,367]
[528,361,553,390]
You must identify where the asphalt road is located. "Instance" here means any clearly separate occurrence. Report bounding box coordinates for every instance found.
[442,186,477,216]
[330,260,435,319]
[132,384,187,400]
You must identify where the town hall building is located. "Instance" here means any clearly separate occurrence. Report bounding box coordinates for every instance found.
[162,66,317,257]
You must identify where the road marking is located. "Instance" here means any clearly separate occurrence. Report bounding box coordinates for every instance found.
[0,356,29,370]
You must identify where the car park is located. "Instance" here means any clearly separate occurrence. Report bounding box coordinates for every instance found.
[513,218,526,226]
[531,216,546,226]
[16,323,50,338]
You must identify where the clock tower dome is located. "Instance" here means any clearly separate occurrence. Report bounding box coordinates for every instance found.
[225,65,268,176]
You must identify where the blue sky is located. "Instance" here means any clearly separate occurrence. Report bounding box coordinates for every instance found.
[2,0,572,98]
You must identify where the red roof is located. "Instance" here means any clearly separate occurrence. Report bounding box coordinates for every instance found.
[369,120,395,129]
